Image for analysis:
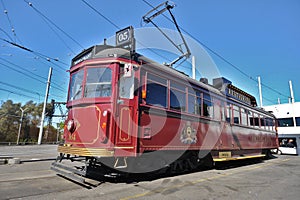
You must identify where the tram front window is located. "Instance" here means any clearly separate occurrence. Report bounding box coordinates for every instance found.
[84,67,112,98]
[69,70,84,101]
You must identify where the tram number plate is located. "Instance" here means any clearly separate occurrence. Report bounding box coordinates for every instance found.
[116,26,134,47]
[219,152,232,158]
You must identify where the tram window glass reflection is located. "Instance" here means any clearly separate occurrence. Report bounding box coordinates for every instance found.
[203,93,213,118]
[84,67,112,98]
[188,94,196,114]
[187,87,199,114]
[170,81,186,112]
[260,116,266,129]
[233,105,240,124]
[241,108,248,126]
[146,73,167,108]
[69,69,84,101]
[225,103,231,123]
[248,111,253,127]
[278,118,294,127]
[119,65,134,99]
[253,113,260,128]
[265,118,274,131]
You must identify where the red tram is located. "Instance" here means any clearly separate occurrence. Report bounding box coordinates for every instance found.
[51,27,278,182]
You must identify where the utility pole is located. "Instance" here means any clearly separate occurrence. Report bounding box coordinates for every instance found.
[38,67,52,145]
[258,76,263,107]
[289,80,295,103]
[289,80,296,127]
[17,107,28,145]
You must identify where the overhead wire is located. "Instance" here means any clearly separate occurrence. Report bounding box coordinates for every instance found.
[0,87,39,101]
[0,0,22,44]
[0,61,65,94]
[23,0,84,50]
[0,81,43,100]
[0,57,66,91]
[80,0,178,66]
[0,27,13,42]
[0,37,68,69]
[141,0,291,100]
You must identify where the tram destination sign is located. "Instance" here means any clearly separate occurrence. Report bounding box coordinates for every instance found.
[115,26,135,52]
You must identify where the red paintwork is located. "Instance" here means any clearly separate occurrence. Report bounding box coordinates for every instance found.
[63,56,278,159]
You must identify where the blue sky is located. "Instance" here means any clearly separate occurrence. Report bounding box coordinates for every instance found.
[0,0,299,106]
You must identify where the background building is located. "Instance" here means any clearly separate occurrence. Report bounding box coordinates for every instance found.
[264,102,300,155]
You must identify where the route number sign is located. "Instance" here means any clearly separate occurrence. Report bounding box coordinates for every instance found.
[115,26,135,51]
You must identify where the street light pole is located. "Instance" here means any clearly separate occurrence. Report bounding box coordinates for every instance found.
[17,107,28,145]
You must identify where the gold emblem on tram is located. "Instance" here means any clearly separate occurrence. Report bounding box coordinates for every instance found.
[180,121,197,144]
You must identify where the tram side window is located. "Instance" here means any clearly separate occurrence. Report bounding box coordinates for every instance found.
[233,105,240,124]
[188,94,196,114]
[248,111,253,127]
[225,103,231,123]
[170,81,186,111]
[69,69,84,101]
[220,101,226,121]
[265,117,274,131]
[146,74,167,108]
[278,117,294,127]
[119,65,134,99]
[203,93,213,118]
[84,67,112,98]
[187,88,201,114]
[260,116,266,129]
[241,108,248,126]
[252,113,260,128]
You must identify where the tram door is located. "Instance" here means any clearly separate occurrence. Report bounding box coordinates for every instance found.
[115,63,138,156]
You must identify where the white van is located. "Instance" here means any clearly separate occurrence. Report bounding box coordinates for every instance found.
[276,138,298,155]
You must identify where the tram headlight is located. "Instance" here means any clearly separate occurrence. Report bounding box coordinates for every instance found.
[67,119,75,133]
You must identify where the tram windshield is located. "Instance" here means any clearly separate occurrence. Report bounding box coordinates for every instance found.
[69,69,84,101]
[84,67,112,98]
[68,67,112,101]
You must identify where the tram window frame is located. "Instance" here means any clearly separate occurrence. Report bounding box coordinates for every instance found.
[233,105,240,124]
[188,94,196,114]
[240,108,248,126]
[69,69,84,101]
[248,110,253,127]
[260,115,266,129]
[170,80,186,112]
[213,98,223,121]
[253,113,260,128]
[265,117,274,131]
[118,64,135,99]
[146,73,168,108]
[203,93,214,118]
[225,103,232,123]
[84,67,112,98]
[187,88,201,115]
[220,101,226,122]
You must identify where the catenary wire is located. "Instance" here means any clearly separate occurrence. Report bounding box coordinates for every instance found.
[141,0,290,100]
[23,0,85,50]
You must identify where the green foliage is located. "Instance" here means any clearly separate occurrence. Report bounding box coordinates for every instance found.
[0,100,61,144]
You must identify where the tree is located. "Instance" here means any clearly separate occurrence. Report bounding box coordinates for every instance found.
[0,100,60,144]
[0,100,20,142]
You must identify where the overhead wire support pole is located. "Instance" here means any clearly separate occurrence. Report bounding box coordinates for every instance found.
[38,67,52,145]
[258,76,263,107]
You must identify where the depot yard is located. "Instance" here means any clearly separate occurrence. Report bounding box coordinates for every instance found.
[0,145,299,200]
